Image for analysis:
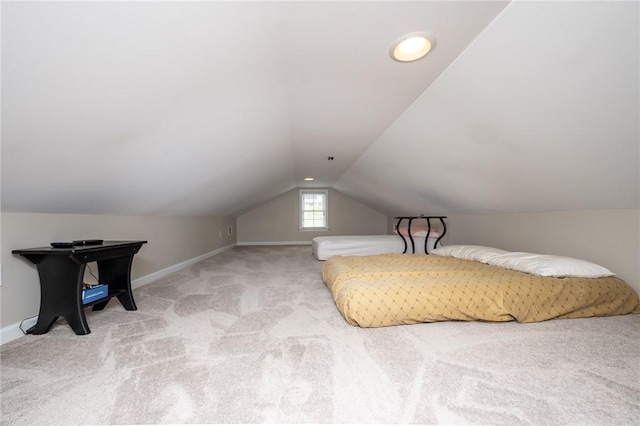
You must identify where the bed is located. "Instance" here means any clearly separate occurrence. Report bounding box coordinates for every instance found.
[320,245,640,327]
[312,235,439,260]
[312,216,445,260]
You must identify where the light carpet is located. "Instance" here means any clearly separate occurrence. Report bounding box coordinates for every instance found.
[1,245,639,425]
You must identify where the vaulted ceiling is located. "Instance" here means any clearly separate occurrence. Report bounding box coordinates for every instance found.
[2,1,638,217]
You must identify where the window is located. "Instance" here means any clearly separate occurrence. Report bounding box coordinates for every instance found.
[299,189,328,230]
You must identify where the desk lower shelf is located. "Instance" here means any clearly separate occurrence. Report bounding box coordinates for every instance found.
[83,289,124,307]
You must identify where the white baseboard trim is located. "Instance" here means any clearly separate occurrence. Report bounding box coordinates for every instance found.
[237,241,312,246]
[1,317,38,346]
[0,243,237,346]
[132,243,236,289]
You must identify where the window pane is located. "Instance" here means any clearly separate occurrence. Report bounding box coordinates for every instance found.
[300,191,327,228]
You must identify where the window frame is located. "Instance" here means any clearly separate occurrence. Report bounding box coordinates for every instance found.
[299,189,329,231]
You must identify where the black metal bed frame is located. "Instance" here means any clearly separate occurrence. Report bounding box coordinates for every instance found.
[394,216,447,254]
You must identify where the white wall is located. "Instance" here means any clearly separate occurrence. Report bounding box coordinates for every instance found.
[237,188,387,244]
[427,209,639,293]
[1,212,236,338]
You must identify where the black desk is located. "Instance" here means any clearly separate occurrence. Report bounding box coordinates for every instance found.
[394,216,447,254]
[12,240,147,335]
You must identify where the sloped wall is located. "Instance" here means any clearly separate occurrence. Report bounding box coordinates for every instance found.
[237,188,387,244]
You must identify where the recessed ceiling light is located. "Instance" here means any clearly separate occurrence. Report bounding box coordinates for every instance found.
[390,32,436,62]
[303,177,314,181]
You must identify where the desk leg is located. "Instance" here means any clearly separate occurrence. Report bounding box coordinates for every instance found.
[94,255,137,311]
[33,256,90,335]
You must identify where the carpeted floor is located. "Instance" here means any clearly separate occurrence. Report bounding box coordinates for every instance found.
[1,245,639,425]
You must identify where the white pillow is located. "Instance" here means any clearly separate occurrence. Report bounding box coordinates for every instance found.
[486,252,616,278]
[431,245,508,263]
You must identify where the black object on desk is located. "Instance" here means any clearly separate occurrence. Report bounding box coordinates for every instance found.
[12,240,147,335]
[394,216,447,254]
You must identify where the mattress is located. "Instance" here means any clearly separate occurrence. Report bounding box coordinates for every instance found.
[312,235,439,260]
[321,253,640,327]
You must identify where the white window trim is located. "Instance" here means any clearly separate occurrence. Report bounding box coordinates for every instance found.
[299,189,329,231]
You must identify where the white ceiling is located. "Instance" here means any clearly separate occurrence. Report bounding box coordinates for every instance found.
[335,0,640,215]
[2,1,638,217]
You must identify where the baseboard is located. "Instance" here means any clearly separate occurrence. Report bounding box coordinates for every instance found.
[237,241,312,246]
[131,243,237,289]
[0,243,237,346]
[0,317,38,346]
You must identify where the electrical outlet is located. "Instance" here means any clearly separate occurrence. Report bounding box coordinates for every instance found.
[227,226,233,235]
[218,231,222,238]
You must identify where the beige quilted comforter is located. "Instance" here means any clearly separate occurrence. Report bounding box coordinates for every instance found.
[321,253,640,327]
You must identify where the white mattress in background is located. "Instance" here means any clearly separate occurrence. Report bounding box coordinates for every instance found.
[312,235,440,260]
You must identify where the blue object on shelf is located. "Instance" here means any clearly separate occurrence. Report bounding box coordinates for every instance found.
[82,284,108,304]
